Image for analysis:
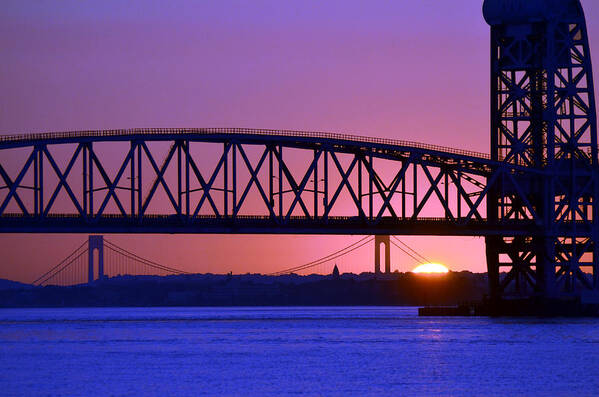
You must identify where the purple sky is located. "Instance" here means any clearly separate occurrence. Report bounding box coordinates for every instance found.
[1,0,598,282]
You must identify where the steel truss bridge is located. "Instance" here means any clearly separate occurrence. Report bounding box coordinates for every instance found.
[0,0,597,304]
[0,127,538,236]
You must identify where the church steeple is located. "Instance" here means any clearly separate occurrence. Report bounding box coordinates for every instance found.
[332,264,340,279]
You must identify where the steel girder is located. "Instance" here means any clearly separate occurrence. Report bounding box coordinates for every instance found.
[486,0,598,301]
[0,129,542,236]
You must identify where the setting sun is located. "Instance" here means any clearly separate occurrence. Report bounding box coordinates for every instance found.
[412,263,449,274]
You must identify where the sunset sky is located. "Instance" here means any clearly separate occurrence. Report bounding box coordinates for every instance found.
[1,0,598,282]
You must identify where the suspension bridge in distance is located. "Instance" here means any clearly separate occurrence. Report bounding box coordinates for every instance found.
[1,0,599,309]
[32,234,428,287]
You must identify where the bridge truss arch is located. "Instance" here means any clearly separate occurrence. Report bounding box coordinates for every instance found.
[0,127,538,236]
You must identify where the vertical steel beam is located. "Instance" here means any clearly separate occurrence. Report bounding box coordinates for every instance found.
[401,161,406,219]
[34,146,38,216]
[177,141,182,215]
[269,146,274,212]
[39,146,44,217]
[83,144,88,216]
[313,149,318,219]
[444,170,449,219]
[88,143,93,216]
[130,142,135,216]
[186,140,190,218]
[223,142,228,217]
[323,150,328,218]
[358,155,362,213]
[413,164,417,216]
[232,143,236,218]
[456,169,461,218]
[369,154,373,220]
[278,145,283,219]
[137,141,142,218]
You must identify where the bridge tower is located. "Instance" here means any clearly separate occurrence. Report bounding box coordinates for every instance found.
[374,235,391,274]
[483,0,598,303]
[88,235,104,283]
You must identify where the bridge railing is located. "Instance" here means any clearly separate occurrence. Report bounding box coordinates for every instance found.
[0,127,491,160]
[0,212,455,221]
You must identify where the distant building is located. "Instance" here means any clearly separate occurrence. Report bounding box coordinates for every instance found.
[332,264,340,279]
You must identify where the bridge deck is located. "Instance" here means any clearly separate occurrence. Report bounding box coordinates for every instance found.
[1,213,586,236]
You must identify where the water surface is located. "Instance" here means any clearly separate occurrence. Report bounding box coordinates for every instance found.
[1,307,598,396]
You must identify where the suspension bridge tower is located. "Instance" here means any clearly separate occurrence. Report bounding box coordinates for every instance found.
[88,235,104,283]
[374,235,391,274]
[483,0,598,305]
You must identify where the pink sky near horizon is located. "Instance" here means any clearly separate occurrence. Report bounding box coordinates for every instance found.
[0,0,598,283]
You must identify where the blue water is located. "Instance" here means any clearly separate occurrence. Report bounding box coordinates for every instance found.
[1,307,598,396]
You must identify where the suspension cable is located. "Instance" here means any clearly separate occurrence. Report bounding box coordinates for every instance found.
[32,240,88,285]
[270,238,374,276]
[391,235,431,263]
[270,236,374,276]
[269,235,372,275]
[35,249,88,286]
[389,239,425,265]
[104,243,185,274]
[287,238,374,274]
[104,245,184,275]
[104,239,190,274]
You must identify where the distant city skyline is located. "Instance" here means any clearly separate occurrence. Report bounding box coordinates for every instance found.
[1,0,598,282]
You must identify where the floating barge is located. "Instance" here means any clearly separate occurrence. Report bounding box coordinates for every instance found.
[419,297,599,317]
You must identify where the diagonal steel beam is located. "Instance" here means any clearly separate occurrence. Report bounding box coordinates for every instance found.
[187,142,228,218]
[272,146,316,220]
[88,148,128,217]
[93,145,135,217]
[360,154,408,221]
[42,144,85,217]
[140,142,180,216]
[324,152,365,219]
[412,167,444,219]
[506,171,540,222]
[462,167,503,223]
[0,153,33,215]
[421,164,454,221]
[234,145,275,218]
[448,170,484,222]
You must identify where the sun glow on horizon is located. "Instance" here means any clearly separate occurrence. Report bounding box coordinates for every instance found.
[412,263,449,274]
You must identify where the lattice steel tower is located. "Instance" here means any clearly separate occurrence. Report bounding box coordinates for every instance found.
[483,0,598,304]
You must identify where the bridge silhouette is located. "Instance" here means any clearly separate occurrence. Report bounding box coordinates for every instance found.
[1,0,597,306]
[0,127,516,236]
[32,234,428,286]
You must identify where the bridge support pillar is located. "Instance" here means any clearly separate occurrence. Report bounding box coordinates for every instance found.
[88,235,104,284]
[484,0,598,306]
[375,235,390,274]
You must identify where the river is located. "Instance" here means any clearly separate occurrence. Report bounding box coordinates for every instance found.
[1,307,598,396]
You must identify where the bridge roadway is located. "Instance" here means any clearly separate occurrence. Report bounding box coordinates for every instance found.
[2,214,591,236]
[0,128,548,236]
